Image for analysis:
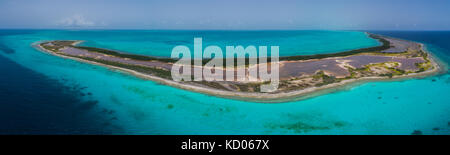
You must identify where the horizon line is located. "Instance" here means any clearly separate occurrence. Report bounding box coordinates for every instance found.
[1,28,450,31]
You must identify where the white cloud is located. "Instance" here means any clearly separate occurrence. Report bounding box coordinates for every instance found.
[57,15,95,27]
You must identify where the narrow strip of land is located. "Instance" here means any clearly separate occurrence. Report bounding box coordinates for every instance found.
[33,33,443,103]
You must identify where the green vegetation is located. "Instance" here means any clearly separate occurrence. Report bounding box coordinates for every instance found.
[75,46,178,63]
[414,50,432,73]
[367,62,408,78]
[388,67,406,74]
[314,71,338,87]
[345,67,365,79]
[415,62,431,73]
[278,34,391,61]
[380,73,394,78]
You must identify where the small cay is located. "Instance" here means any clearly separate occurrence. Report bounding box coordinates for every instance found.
[33,33,443,103]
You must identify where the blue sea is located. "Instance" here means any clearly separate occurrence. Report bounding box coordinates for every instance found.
[0,30,448,135]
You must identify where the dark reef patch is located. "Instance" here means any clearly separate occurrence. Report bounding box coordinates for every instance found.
[78,100,99,110]
[177,94,201,103]
[218,107,232,112]
[0,41,15,54]
[124,85,157,100]
[266,120,346,133]
[0,54,121,134]
[266,112,347,133]
[129,108,148,121]
[110,95,123,106]
[278,122,330,132]
[411,130,423,135]
[101,108,115,115]
[167,104,174,109]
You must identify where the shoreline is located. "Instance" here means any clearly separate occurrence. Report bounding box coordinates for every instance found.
[33,37,445,103]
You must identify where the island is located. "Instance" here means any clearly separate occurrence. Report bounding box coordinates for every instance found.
[33,33,443,103]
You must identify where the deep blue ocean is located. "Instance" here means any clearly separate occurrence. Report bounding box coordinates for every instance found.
[0,30,448,135]
[0,30,120,134]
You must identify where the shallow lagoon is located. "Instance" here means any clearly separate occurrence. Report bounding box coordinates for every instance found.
[0,30,448,134]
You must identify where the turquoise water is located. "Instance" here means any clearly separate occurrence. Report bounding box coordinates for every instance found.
[0,30,448,135]
[7,30,379,57]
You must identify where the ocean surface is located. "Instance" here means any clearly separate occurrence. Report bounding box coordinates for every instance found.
[0,30,448,135]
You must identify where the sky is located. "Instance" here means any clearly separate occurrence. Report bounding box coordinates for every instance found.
[0,0,449,30]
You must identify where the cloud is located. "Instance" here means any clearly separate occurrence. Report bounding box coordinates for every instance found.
[57,15,95,27]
